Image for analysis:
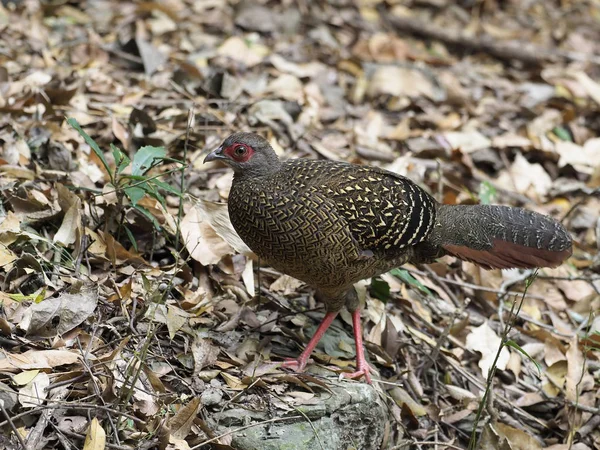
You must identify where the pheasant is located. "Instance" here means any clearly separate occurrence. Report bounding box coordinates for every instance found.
[204,132,572,383]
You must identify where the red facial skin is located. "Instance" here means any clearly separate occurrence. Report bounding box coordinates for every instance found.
[223,143,254,163]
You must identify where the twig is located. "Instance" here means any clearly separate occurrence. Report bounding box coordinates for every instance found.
[76,332,121,446]
[378,6,600,66]
[404,268,546,300]
[189,416,303,449]
[560,187,600,222]
[1,401,26,450]
[53,428,135,450]
[0,403,144,429]
[24,387,69,450]
[468,271,537,449]
[410,441,466,450]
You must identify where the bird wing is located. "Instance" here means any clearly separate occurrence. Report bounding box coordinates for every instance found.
[282,160,437,255]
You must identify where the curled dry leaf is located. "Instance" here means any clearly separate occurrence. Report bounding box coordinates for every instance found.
[168,397,201,440]
[217,36,269,67]
[192,335,220,376]
[565,336,595,402]
[367,65,442,101]
[0,349,81,372]
[83,417,106,450]
[556,138,600,174]
[443,130,491,154]
[182,199,253,266]
[465,321,510,377]
[496,152,552,197]
[389,386,427,417]
[53,200,82,246]
[18,371,49,408]
[24,288,98,337]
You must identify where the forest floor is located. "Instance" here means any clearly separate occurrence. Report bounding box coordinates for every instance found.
[0,0,599,449]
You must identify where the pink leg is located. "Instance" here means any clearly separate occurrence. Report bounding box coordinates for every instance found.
[340,309,373,384]
[281,311,338,372]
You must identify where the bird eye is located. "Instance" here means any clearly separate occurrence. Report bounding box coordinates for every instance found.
[234,145,247,156]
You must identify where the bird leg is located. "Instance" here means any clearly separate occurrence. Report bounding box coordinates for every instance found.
[280,311,338,372]
[339,308,373,384]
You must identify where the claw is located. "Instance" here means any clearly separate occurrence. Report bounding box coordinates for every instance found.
[280,357,310,372]
[339,366,373,384]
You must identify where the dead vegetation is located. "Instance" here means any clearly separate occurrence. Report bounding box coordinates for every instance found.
[0,0,599,449]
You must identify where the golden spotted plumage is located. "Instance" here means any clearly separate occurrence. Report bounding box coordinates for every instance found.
[207,131,572,383]
[227,158,437,310]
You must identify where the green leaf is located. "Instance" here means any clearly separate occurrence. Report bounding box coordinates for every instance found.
[124,226,138,252]
[8,293,39,302]
[67,117,113,183]
[478,180,496,205]
[505,339,542,375]
[131,145,166,176]
[111,144,130,175]
[552,126,572,142]
[145,183,168,210]
[390,268,431,295]
[150,179,182,196]
[122,175,148,182]
[370,277,390,302]
[124,185,146,206]
[134,204,161,230]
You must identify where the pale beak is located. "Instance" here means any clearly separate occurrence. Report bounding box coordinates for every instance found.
[204,146,225,163]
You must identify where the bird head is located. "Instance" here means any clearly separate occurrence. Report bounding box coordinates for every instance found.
[204,132,281,177]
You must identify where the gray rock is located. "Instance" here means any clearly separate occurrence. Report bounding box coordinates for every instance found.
[0,381,18,411]
[201,387,223,407]
[209,379,386,450]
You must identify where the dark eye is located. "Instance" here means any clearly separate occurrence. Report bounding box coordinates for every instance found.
[234,145,247,156]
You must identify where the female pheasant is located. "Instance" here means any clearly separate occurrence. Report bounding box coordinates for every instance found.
[204,132,572,383]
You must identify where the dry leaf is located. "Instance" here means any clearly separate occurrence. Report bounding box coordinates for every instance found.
[444,130,492,153]
[492,421,542,450]
[389,387,427,417]
[565,336,584,402]
[556,138,600,174]
[18,371,49,408]
[367,65,439,100]
[192,335,219,376]
[24,288,98,337]
[83,417,106,450]
[166,305,189,339]
[496,152,552,196]
[168,397,201,440]
[465,322,510,377]
[0,349,81,371]
[182,200,253,266]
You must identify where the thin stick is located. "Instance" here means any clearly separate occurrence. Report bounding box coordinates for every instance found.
[189,416,303,449]
[1,401,26,450]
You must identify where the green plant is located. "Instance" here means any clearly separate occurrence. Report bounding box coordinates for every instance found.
[468,271,539,450]
[67,117,183,248]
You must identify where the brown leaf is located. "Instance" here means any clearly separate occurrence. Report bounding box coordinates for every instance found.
[83,418,106,450]
[168,397,201,440]
[192,336,219,375]
[566,336,585,402]
[53,202,82,246]
[24,288,98,337]
[0,349,80,372]
[493,422,542,450]
[389,387,427,417]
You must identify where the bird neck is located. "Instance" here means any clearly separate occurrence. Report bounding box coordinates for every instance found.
[232,159,282,181]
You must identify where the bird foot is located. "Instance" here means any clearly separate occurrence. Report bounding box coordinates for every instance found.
[339,366,373,384]
[279,357,310,372]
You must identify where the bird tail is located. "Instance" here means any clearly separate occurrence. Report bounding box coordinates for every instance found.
[431,204,572,270]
